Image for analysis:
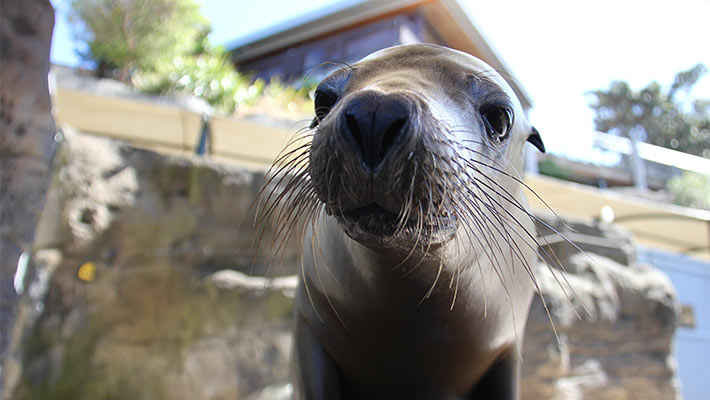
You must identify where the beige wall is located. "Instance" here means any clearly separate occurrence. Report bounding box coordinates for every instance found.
[53,88,293,168]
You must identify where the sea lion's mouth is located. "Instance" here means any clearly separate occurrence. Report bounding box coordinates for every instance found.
[336,203,457,248]
[339,203,400,235]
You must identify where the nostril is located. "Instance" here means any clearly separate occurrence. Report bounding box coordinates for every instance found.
[345,112,364,153]
[340,93,412,172]
[382,118,406,158]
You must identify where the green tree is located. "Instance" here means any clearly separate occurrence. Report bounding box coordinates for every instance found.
[667,172,710,210]
[69,0,254,113]
[69,0,206,82]
[588,64,710,158]
[135,28,254,113]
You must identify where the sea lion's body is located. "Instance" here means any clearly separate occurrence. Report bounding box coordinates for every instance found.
[273,44,546,399]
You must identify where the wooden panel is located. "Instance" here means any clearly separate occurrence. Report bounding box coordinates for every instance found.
[210,117,296,165]
[54,89,202,151]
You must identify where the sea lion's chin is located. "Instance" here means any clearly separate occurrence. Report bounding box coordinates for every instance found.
[333,203,457,250]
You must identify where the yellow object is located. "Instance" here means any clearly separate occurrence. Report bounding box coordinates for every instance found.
[77,262,96,282]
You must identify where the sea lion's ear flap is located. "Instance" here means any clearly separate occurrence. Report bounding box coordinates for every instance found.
[527,127,545,153]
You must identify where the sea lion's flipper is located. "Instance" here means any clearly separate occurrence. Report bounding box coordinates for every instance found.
[465,347,520,399]
[293,315,342,400]
[527,127,545,153]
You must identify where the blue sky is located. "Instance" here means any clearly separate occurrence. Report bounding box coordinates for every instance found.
[49,0,710,160]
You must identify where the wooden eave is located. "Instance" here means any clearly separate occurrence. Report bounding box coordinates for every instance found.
[229,0,533,109]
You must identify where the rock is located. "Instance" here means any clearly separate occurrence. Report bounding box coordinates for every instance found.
[244,382,294,400]
[521,252,681,400]
[535,211,636,266]
[207,270,297,297]
[0,0,57,394]
[8,131,296,399]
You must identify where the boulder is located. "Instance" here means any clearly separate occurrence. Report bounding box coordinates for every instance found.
[521,253,680,400]
[10,131,296,399]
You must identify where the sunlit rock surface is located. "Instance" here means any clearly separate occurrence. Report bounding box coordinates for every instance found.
[522,252,680,400]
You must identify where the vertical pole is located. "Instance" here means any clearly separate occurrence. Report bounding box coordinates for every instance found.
[630,127,647,190]
[196,114,211,156]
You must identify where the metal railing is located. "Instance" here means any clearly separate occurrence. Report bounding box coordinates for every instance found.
[592,131,710,189]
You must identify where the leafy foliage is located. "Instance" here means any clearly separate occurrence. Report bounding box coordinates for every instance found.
[69,0,206,82]
[588,64,710,158]
[135,29,255,113]
[667,172,710,210]
[68,0,315,114]
[256,78,316,113]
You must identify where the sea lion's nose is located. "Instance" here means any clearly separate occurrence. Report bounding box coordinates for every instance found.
[341,92,410,172]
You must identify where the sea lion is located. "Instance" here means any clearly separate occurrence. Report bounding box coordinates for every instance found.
[260,43,547,400]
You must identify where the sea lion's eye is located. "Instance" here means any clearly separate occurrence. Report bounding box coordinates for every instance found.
[482,106,513,144]
[314,89,338,122]
[311,68,352,128]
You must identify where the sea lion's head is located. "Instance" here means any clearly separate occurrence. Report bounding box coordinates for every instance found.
[304,44,544,252]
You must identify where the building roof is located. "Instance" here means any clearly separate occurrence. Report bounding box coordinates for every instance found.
[228,0,533,110]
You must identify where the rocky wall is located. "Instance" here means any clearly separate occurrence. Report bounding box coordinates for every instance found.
[7,131,680,399]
